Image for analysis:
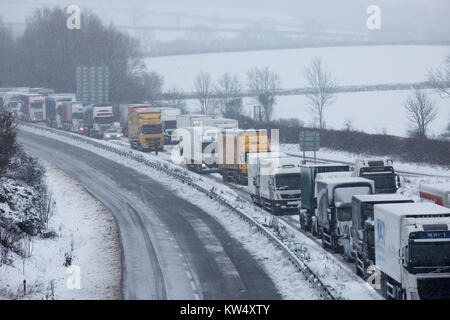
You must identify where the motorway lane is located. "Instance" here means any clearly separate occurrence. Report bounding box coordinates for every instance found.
[18,130,281,300]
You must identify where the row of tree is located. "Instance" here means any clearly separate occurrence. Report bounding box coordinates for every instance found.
[192,57,336,127]
[191,55,449,139]
[0,8,163,104]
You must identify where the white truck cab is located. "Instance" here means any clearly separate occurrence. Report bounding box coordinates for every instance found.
[353,158,400,194]
[248,153,302,215]
[316,175,375,255]
[375,202,450,300]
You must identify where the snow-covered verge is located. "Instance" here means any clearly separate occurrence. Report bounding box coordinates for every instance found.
[0,161,121,300]
[19,125,381,299]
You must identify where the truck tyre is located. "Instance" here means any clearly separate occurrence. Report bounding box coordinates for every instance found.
[299,215,305,231]
[237,172,243,185]
[311,217,318,237]
[321,231,328,249]
[355,256,365,278]
[331,234,339,253]
[222,171,229,183]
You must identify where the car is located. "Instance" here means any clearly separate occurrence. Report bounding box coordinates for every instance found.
[103,128,122,140]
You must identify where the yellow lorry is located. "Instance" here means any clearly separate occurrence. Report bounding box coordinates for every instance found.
[128,109,164,154]
[218,129,270,184]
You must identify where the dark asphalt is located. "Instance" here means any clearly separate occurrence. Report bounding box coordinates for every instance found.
[18,130,281,300]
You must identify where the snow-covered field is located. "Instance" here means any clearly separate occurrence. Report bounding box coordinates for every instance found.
[183,89,449,137]
[146,45,450,90]
[146,45,450,137]
[19,125,382,299]
[0,162,121,300]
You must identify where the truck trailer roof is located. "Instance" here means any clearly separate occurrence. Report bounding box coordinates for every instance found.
[420,182,450,194]
[316,176,371,185]
[353,194,412,203]
[375,202,450,218]
[300,163,349,168]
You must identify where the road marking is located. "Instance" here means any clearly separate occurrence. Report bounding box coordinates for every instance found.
[190,281,197,291]
[185,270,193,280]
[194,293,200,300]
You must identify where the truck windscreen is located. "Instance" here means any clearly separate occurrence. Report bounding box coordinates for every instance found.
[94,116,114,124]
[142,124,162,134]
[31,103,43,108]
[337,207,352,221]
[275,174,301,191]
[362,172,395,191]
[409,242,450,269]
[73,113,83,119]
[165,120,176,129]
[335,186,371,205]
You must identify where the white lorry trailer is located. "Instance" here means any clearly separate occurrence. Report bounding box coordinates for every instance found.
[248,153,302,215]
[316,175,375,254]
[374,202,450,300]
[182,126,220,173]
[419,183,450,208]
[61,101,85,134]
[204,118,238,130]
[175,114,213,142]
[156,107,181,144]
[351,194,414,278]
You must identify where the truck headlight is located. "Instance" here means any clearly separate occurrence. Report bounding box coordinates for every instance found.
[201,163,207,168]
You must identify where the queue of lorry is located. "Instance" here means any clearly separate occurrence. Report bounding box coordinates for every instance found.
[2,86,450,300]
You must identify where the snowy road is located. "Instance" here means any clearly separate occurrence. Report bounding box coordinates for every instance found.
[18,130,281,300]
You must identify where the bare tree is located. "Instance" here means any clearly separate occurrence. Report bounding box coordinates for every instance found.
[247,67,280,122]
[428,55,450,98]
[304,57,337,129]
[194,71,215,115]
[0,112,17,177]
[165,86,188,114]
[216,73,244,119]
[404,89,438,138]
[0,17,15,87]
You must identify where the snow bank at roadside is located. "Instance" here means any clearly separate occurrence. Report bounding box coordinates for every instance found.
[0,161,121,300]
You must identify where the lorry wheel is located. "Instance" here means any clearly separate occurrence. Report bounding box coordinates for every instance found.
[222,171,228,182]
[355,260,363,277]
[321,232,328,249]
[331,236,340,254]
[299,215,305,231]
[355,262,362,277]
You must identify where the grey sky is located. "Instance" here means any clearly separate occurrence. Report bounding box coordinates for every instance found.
[1,0,449,40]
